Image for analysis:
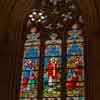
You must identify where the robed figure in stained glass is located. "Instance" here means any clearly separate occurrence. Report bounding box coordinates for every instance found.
[19,26,40,99]
[48,57,59,86]
[43,33,61,97]
[66,24,85,99]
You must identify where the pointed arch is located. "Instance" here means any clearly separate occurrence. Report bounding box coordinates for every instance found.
[17,0,89,100]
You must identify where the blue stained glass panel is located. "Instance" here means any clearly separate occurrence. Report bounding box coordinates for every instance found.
[24,46,40,58]
[45,45,61,57]
[67,43,84,57]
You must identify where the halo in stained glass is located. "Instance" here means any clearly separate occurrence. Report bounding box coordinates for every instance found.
[44,57,61,69]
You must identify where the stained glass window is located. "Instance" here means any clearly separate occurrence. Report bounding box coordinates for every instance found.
[19,26,40,99]
[43,33,62,99]
[66,24,85,100]
[18,0,87,100]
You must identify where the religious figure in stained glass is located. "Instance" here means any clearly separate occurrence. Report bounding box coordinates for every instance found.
[43,33,61,98]
[19,26,40,99]
[48,57,59,86]
[18,0,87,99]
[66,24,85,100]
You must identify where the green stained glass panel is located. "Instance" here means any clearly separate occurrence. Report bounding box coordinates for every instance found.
[66,88,85,97]
[43,82,61,97]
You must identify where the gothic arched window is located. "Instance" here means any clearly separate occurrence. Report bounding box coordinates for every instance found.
[18,0,88,100]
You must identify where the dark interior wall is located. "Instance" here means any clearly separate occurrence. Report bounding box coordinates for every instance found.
[0,0,100,100]
[90,35,100,100]
[80,0,100,34]
[0,0,40,100]
[0,0,18,100]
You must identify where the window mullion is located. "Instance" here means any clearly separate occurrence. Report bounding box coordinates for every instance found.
[61,31,67,100]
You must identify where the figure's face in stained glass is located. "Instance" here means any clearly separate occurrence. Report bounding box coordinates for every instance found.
[30,27,37,33]
[26,26,40,42]
[50,34,58,41]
